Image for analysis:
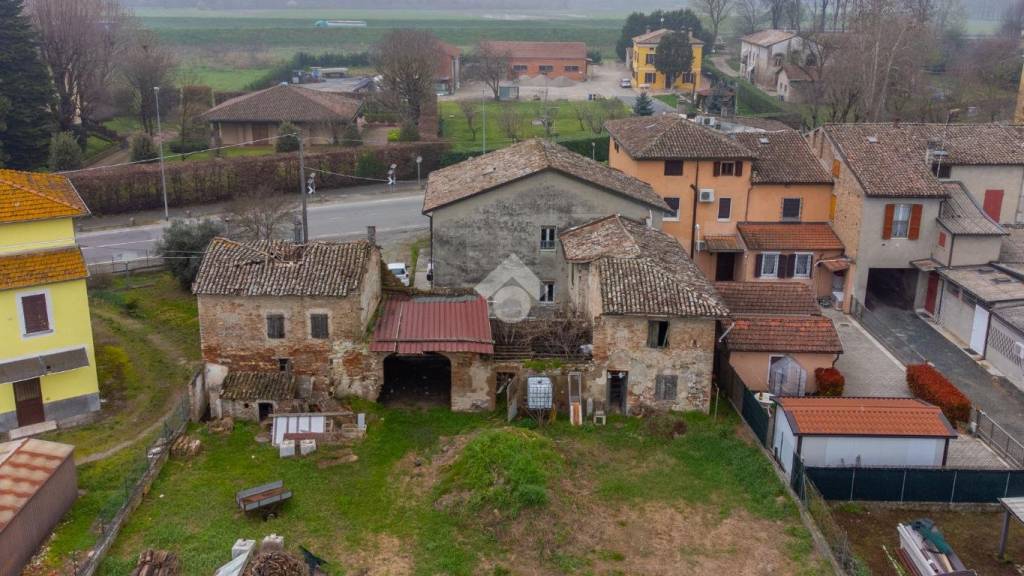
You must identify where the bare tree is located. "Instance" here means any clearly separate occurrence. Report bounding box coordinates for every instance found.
[466,41,511,101]
[737,0,764,34]
[228,187,297,242]
[457,99,479,141]
[121,30,177,136]
[569,101,588,131]
[694,0,734,50]
[761,0,787,28]
[371,29,443,124]
[27,0,133,131]
[497,104,524,142]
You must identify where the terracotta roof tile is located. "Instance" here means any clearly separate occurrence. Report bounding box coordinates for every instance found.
[481,40,587,59]
[732,130,832,184]
[606,115,754,160]
[823,123,1024,198]
[940,182,1006,236]
[777,397,957,437]
[714,282,820,315]
[738,222,844,251]
[423,139,668,213]
[726,315,842,353]
[741,29,797,47]
[193,238,372,297]
[632,28,704,45]
[220,371,296,401]
[203,84,362,124]
[0,169,89,224]
[561,215,729,318]
[703,234,744,252]
[0,246,88,291]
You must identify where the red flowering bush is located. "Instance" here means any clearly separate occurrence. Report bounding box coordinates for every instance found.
[815,367,845,397]
[906,364,971,425]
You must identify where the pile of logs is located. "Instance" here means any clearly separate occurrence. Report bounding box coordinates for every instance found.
[208,417,235,435]
[131,550,180,576]
[170,435,202,458]
[245,552,307,576]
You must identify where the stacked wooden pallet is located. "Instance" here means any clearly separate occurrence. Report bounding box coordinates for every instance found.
[131,550,180,576]
[170,435,202,458]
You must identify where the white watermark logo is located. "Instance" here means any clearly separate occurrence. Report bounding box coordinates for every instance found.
[474,254,541,323]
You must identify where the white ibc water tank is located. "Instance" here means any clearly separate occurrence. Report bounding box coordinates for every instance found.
[527,377,553,410]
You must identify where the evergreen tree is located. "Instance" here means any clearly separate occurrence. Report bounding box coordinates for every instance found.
[276,121,300,152]
[48,131,82,171]
[130,134,159,163]
[0,0,55,169]
[633,92,655,116]
[654,32,695,90]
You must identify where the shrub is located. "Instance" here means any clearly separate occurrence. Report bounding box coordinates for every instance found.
[397,122,421,142]
[275,121,300,152]
[906,364,971,425]
[130,134,159,163]
[815,367,845,397]
[48,131,83,171]
[438,428,560,515]
[354,151,386,178]
[156,218,224,289]
[386,128,400,142]
[341,123,362,147]
[169,139,208,154]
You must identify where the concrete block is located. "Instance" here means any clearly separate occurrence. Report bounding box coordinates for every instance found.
[299,439,317,455]
[232,539,256,559]
[279,440,296,458]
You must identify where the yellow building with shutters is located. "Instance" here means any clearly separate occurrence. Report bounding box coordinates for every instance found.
[0,169,99,434]
[630,28,704,94]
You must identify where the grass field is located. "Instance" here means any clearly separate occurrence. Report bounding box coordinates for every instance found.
[185,66,273,92]
[439,99,625,152]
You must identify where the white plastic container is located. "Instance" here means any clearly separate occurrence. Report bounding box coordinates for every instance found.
[278,440,296,458]
[299,439,317,456]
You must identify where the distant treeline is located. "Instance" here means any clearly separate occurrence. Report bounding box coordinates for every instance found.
[248,51,371,90]
[125,0,668,9]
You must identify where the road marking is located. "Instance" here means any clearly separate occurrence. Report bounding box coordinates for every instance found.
[80,239,158,250]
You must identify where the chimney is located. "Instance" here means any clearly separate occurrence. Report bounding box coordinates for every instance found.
[367,225,376,245]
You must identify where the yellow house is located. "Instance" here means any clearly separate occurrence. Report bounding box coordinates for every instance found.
[0,169,99,435]
[630,28,703,94]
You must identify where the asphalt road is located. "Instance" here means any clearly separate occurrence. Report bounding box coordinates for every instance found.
[78,192,429,265]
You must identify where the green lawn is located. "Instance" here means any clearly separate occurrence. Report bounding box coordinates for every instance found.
[654,94,679,108]
[84,135,118,161]
[439,99,626,152]
[103,116,143,136]
[91,407,826,575]
[184,65,274,92]
[169,145,276,162]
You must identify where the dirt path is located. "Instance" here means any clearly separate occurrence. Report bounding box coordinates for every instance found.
[710,55,740,78]
[86,128,180,168]
[77,307,194,465]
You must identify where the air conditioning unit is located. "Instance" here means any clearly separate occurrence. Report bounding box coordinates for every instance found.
[698,189,715,203]
[695,240,707,252]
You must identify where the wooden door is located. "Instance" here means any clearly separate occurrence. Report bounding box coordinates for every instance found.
[924,273,939,315]
[251,123,269,144]
[984,190,1004,222]
[14,378,44,427]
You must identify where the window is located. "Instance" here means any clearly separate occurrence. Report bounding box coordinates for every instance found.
[681,72,695,84]
[564,65,580,72]
[794,253,812,278]
[512,64,528,72]
[781,198,802,221]
[278,358,292,372]
[760,252,780,277]
[20,293,50,335]
[664,160,683,176]
[664,197,681,221]
[891,204,912,239]
[539,65,554,73]
[267,314,285,339]
[932,162,952,179]
[774,54,784,67]
[540,282,555,303]
[647,320,670,348]
[644,72,657,84]
[938,231,947,248]
[310,313,329,339]
[613,140,620,153]
[719,161,736,176]
[718,197,732,221]
[655,375,678,401]
[540,226,556,250]
[645,53,655,65]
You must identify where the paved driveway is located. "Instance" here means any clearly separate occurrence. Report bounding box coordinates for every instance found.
[444,62,637,101]
[860,303,1024,440]
[824,308,910,397]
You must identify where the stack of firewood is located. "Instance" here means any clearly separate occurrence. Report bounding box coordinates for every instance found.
[245,552,307,576]
[131,550,180,576]
[170,435,202,459]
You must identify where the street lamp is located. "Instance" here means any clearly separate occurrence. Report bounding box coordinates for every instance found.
[416,155,423,189]
[482,89,487,154]
[153,86,168,220]
[591,141,596,161]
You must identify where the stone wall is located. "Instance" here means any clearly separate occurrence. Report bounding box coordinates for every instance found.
[221,397,306,422]
[448,352,495,411]
[331,341,382,401]
[590,315,716,414]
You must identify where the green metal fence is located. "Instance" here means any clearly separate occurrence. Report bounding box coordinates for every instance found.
[805,466,1024,503]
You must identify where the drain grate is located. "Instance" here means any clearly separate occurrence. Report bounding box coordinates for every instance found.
[839,322,851,328]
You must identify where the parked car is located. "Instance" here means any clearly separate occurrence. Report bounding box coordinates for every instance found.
[388,262,410,286]
[620,78,632,88]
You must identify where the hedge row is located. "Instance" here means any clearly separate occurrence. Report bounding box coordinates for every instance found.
[906,364,972,425]
[69,142,450,215]
[438,135,611,168]
[814,367,845,397]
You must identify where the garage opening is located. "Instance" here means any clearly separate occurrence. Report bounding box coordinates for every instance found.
[866,268,919,310]
[380,353,452,408]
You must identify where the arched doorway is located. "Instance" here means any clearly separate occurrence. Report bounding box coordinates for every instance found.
[379,353,452,408]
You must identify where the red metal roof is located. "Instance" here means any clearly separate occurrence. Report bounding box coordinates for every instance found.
[371,294,494,355]
[777,397,957,438]
[0,438,75,531]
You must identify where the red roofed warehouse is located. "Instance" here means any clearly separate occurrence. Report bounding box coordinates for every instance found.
[482,40,589,82]
[772,397,957,480]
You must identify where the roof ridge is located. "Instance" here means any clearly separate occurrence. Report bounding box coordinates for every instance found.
[0,172,80,212]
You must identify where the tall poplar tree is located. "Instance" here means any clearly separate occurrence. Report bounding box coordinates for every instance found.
[0,0,54,169]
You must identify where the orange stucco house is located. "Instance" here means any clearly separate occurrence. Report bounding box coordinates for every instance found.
[606,117,843,298]
[482,41,589,82]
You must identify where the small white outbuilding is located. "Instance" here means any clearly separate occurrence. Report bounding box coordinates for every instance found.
[772,397,957,479]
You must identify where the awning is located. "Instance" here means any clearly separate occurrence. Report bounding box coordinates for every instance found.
[0,347,89,384]
[704,235,744,253]
[911,258,944,272]
[820,259,850,272]
[370,294,494,355]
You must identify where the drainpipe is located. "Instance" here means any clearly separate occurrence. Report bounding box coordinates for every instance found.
[690,161,702,259]
[717,321,736,343]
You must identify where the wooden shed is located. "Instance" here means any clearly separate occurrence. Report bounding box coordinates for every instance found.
[0,438,77,575]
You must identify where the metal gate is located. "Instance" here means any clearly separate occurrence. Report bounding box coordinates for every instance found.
[507,376,519,422]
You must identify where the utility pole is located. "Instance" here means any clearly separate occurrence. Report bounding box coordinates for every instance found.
[154,86,168,220]
[416,155,423,189]
[298,133,308,243]
[481,89,487,154]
